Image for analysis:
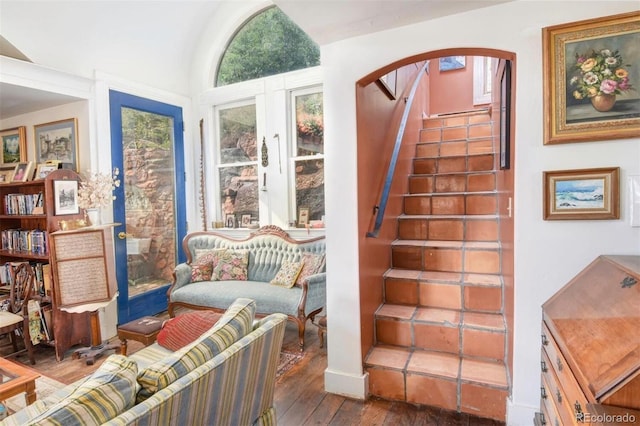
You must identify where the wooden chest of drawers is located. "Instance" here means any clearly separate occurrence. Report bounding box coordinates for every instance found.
[535,255,640,426]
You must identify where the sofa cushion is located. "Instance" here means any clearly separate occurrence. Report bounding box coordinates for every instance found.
[157,310,223,351]
[191,248,227,282]
[211,249,249,281]
[270,259,304,288]
[27,355,139,426]
[295,253,326,287]
[137,298,256,399]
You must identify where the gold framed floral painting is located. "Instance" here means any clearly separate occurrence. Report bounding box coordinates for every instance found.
[543,11,640,144]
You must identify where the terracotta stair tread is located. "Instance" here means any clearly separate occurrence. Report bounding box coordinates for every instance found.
[384,268,502,287]
[400,214,498,219]
[404,190,497,196]
[375,304,505,332]
[392,239,500,249]
[365,346,509,389]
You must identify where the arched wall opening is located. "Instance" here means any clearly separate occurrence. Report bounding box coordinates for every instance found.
[355,48,516,377]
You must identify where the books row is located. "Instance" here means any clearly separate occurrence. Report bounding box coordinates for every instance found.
[0,261,51,297]
[3,192,44,215]
[1,229,48,255]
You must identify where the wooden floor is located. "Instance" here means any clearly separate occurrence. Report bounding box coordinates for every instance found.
[1,321,504,425]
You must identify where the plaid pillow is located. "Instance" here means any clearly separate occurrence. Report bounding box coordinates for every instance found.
[29,355,139,425]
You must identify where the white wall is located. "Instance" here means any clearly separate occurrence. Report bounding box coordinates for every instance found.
[320,2,640,424]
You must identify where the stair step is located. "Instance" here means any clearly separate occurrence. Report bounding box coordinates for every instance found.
[383,270,503,314]
[415,139,494,157]
[414,153,494,174]
[409,171,496,194]
[375,304,506,354]
[365,345,508,421]
[397,215,498,241]
[404,192,497,216]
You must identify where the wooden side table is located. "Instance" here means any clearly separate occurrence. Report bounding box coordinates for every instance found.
[117,316,164,355]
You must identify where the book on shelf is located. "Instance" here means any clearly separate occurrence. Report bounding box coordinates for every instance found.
[3,192,43,215]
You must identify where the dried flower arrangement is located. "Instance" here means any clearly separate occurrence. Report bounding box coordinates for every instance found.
[77,168,121,209]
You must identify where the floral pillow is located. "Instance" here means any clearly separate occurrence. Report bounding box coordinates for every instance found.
[211,249,249,281]
[295,253,326,287]
[191,248,227,282]
[270,259,304,288]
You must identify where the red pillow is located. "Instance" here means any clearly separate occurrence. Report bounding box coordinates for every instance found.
[157,311,222,351]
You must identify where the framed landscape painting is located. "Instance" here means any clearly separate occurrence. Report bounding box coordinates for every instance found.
[543,11,640,144]
[1,126,27,165]
[543,167,619,220]
[34,118,79,171]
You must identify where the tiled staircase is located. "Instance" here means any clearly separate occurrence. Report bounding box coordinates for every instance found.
[364,110,510,422]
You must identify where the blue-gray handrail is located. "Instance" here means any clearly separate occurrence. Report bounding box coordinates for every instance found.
[367,62,428,238]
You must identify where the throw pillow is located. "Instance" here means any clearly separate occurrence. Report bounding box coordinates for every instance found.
[191,248,227,282]
[211,249,249,281]
[157,310,223,351]
[295,253,326,287]
[29,355,139,425]
[270,259,304,288]
[137,298,256,400]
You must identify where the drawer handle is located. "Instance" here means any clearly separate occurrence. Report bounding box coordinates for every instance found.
[541,360,548,373]
[556,357,563,372]
[541,333,549,346]
[621,276,637,288]
[574,401,584,422]
[540,386,547,399]
[540,412,546,426]
[556,389,562,403]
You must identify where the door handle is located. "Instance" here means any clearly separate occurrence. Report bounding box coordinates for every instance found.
[118,232,133,240]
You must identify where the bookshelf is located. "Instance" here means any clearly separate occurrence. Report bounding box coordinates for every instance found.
[0,169,92,361]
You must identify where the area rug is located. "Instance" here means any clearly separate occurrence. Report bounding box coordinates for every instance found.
[4,374,63,414]
[276,350,305,381]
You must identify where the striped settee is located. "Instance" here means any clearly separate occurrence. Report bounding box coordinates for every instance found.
[168,225,326,350]
[4,299,287,426]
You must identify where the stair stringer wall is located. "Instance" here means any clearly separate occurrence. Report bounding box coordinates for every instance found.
[356,63,430,358]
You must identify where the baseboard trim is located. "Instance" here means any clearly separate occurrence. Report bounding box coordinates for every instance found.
[507,398,539,426]
[324,368,369,400]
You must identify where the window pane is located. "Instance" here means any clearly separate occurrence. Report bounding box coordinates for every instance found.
[216,7,320,87]
[220,164,258,224]
[295,158,324,222]
[296,92,324,156]
[219,104,257,164]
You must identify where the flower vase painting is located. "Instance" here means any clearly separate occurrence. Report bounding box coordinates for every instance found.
[543,12,640,144]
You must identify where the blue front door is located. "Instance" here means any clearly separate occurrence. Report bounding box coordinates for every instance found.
[109,90,187,324]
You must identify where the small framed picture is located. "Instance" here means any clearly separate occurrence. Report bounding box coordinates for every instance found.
[298,207,310,226]
[225,214,236,228]
[439,56,466,72]
[543,167,619,220]
[0,126,27,165]
[35,162,61,180]
[53,179,80,215]
[34,118,79,171]
[241,214,252,227]
[0,164,15,183]
[11,161,34,182]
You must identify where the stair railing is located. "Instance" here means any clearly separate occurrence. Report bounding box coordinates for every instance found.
[367,62,428,238]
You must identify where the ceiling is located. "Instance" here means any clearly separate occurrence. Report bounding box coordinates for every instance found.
[0,0,511,120]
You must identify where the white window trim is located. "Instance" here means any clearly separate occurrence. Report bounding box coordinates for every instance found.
[473,56,492,105]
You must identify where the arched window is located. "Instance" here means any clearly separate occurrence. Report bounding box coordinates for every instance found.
[216,7,320,87]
